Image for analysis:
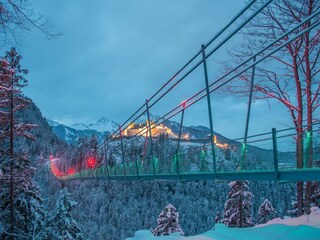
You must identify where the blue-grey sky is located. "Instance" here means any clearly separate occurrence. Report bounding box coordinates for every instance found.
[20,0,292,140]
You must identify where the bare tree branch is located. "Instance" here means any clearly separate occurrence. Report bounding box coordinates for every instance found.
[0,0,61,47]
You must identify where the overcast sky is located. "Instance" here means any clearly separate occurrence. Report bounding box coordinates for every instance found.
[19,0,293,141]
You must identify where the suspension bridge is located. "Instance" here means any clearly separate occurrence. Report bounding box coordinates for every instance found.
[50,0,320,182]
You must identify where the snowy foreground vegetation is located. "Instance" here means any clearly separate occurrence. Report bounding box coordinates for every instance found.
[127,207,320,240]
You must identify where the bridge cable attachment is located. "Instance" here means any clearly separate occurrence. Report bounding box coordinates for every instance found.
[201,44,217,180]
[119,125,127,178]
[242,56,256,171]
[146,99,157,176]
[272,128,279,181]
[175,102,186,179]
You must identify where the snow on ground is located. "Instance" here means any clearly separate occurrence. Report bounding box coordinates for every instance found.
[256,206,320,228]
[126,207,320,240]
[126,231,212,240]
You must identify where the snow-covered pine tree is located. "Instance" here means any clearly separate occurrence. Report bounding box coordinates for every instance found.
[311,182,320,207]
[214,211,222,224]
[13,153,48,239]
[221,181,254,228]
[47,186,84,240]
[258,199,276,224]
[152,203,184,236]
[0,48,45,239]
[288,196,299,217]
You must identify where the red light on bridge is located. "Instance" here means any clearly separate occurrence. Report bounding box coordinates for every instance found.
[68,168,75,175]
[87,157,97,168]
[180,100,186,108]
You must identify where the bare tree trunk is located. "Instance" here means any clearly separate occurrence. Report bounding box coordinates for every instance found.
[305,127,313,214]
[239,193,243,228]
[304,0,314,215]
[296,133,304,216]
[9,77,14,239]
[293,54,304,216]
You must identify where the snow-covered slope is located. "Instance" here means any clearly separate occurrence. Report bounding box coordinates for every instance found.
[48,116,211,142]
[70,117,119,132]
[70,123,90,131]
[47,119,61,128]
[48,119,106,144]
[256,206,320,228]
[87,117,118,132]
[126,207,320,240]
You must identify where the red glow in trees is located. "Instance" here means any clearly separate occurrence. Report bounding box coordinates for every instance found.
[86,157,97,169]
[67,168,75,175]
[49,157,63,177]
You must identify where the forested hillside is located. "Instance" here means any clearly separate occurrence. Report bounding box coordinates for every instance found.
[13,100,298,239]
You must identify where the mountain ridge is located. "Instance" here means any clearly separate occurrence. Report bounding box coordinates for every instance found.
[47,116,212,143]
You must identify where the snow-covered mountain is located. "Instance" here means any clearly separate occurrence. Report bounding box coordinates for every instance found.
[88,117,119,132]
[70,123,90,131]
[71,117,119,132]
[48,119,107,144]
[48,116,211,144]
[47,119,61,128]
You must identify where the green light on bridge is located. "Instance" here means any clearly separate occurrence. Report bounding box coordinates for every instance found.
[154,157,159,174]
[241,143,246,153]
[304,131,312,168]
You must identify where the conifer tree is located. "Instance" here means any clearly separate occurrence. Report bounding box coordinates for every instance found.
[311,182,320,207]
[47,187,84,240]
[214,211,222,224]
[288,199,299,217]
[258,199,276,224]
[0,48,45,239]
[152,203,184,236]
[222,181,254,228]
[14,154,48,239]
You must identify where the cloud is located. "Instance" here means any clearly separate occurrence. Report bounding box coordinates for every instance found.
[19,0,294,138]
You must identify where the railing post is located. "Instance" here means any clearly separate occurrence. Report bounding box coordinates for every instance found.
[201,44,216,178]
[177,102,185,152]
[135,156,140,179]
[119,126,127,177]
[242,56,256,170]
[240,143,246,171]
[272,128,279,180]
[103,140,110,179]
[146,99,156,175]
[175,103,185,177]
[106,165,110,179]
[175,149,180,177]
[200,149,205,172]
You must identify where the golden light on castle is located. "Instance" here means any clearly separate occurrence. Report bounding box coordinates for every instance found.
[183,133,190,140]
[121,121,190,139]
[214,135,228,149]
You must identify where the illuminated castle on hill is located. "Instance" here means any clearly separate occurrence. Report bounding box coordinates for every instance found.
[121,121,190,139]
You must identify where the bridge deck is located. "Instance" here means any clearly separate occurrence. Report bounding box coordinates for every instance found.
[58,168,320,182]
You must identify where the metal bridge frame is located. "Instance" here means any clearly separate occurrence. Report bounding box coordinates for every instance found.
[54,123,320,182]
[51,0,320,183]
[58,168,320,182]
